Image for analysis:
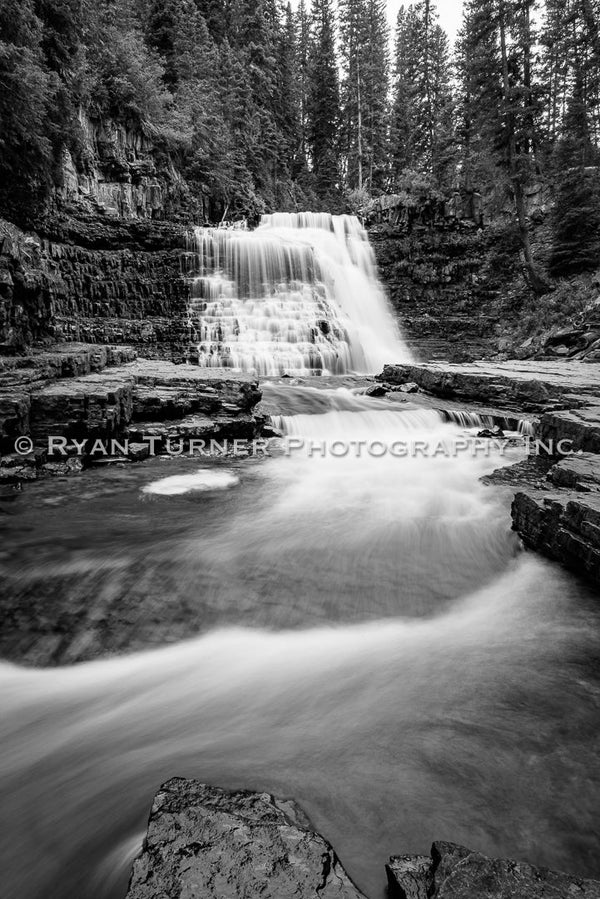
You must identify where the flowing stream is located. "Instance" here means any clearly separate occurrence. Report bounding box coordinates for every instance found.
[1,216,600,899]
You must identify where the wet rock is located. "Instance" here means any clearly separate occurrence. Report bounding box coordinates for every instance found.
[262,423,284,438]
[126,779,366,899]
[477,426,505,439]
[40,458,83,477]
[386,841,600,899]
[512,490,600,586]
[365,384,388,397]
[386,855,432,898]
[127,442,150,462]
[0,215,190,353]
[0,393,31,443]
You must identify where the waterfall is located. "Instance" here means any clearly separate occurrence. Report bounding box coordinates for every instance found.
[185,212,411,376]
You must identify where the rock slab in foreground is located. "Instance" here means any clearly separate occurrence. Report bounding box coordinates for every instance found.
[387,841,600,899]
[126,778,366,899]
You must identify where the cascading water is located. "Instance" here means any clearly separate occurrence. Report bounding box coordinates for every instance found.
[185,212,410,375]
[2,217,600,899]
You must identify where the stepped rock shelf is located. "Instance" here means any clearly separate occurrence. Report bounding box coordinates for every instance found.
[378,359,600,588]
[125,778,600,899]
[0,344,262,481]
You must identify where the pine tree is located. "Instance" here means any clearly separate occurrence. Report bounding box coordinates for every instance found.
[390,1,454,188]
[362,0,389,191]
[550,71,600,274]
[307,0,340,201]
[389,6,418,181]
[339,0,389,194]
[295,0,311,168]
[458,0,547,292]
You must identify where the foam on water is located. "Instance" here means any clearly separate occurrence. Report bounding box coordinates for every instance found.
[141,469,239,496]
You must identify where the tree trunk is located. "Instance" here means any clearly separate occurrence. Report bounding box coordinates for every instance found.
[357,58,363,191]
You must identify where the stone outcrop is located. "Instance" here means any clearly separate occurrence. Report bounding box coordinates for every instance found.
[511,446,600,586]
[126,779,366,899]
[386,841,600,899]
[378,360,600,412]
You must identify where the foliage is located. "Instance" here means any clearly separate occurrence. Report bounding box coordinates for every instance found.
[1,0,600,261]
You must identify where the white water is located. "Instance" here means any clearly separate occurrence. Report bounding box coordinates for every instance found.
[2,222,600,899]
[186,212,410,375]
[141,469,239,496]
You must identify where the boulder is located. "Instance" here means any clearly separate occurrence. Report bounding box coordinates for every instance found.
[387,841,600,899]
[126,779,366,899]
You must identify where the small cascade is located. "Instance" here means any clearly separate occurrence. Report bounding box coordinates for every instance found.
[518,419,536,436]
[441,410,489,429]
[267,384,445,438]
[441,409,536,435]
[184,212,411,376]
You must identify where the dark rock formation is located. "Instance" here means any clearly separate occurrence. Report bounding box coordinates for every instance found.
[369,216,501,361]
[512,490,600,586]
[126,779,366,899]
[387,841,600,899]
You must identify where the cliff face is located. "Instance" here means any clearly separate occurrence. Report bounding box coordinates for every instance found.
[57,111,197,224]
[0,110,200,357]
[0,216,190,359]
[368,201,504,361]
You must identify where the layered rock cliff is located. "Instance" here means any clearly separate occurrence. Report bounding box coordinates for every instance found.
[0,217,190,357]
[0,109,200,357]
[367,194,503,361]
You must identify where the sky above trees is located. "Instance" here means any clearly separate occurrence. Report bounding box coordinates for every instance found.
[387,0,463,41]
[290,0,465,43]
